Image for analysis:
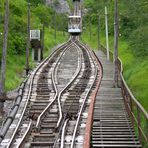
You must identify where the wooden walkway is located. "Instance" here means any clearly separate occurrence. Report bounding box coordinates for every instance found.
[91,51,141,147]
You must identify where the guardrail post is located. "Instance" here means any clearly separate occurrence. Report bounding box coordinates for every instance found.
[129,97,134,126]
[124,88,130,115]
[137,107,142,144]
[122,83,127,111]
[146,119,148,142]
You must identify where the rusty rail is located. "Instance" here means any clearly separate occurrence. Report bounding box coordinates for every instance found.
[83,46,103,148]
[102,46,148,145]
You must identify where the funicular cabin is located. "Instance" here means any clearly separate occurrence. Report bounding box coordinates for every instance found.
[68,15,81,35]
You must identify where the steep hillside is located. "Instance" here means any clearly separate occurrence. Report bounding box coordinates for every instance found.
[0,0,68,91]
[81,0,148,111]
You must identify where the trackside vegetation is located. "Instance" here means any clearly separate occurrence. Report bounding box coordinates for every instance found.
[0,0,68,90]
[81,0,148,111]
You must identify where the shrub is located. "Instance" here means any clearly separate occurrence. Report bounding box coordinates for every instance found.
[129,26,148,57]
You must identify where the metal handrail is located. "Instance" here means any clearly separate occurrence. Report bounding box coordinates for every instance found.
[102,46,148,144]
[118,58,148,144]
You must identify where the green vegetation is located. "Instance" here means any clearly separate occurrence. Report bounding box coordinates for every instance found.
[66,0,73,11]
[0,0,68,91]
[81,0,148,111]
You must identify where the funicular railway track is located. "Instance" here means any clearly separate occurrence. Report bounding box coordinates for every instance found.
[0,37,102,148]
[0,0,146,147]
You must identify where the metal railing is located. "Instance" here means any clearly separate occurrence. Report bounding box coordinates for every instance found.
[118,58,148,145]
[102,46,148,145]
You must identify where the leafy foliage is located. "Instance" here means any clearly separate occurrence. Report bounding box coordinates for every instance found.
[82,0,148,112]
[0,0,68,90]
[83,0,148,58]
[130,26,148,57]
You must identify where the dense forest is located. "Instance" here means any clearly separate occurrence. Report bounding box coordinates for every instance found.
[81,0,148,111]
[0,0,147,110]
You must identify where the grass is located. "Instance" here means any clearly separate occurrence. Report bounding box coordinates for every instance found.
[81,26,148,147]
[4,27,68,91]
[81,26,148,112]
[43,27,69,57]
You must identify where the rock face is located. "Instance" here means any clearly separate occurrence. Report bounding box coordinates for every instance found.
[46,0,70,13]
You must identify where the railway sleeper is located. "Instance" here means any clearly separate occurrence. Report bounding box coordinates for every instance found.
[41,124,56,129]
[42,118,57,123]
[33,135,55,142]
[36,92,50,95]
[31,141,54,147]
[36,88,50,91]
[32,102,50,106]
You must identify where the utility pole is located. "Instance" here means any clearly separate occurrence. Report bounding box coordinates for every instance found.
[41,24,44,60]
[114,0,119,87]
[98,15,101,50]
[26,0,30,76]
[0,0,9,113]
[89,17,92,41]
[54,12,57,43]
[105,6,110,61]
[62,16,65,37]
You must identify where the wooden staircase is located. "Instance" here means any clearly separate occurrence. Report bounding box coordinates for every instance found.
[91,51,141,148]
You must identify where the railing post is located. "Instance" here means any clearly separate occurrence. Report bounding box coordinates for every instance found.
[124,88,130,115]
[129,97,134,126]
[146,119,148,142]
[137,107,142,144]
[122,84,129,115]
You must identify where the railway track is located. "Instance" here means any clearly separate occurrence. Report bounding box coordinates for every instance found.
[0,37,102,148]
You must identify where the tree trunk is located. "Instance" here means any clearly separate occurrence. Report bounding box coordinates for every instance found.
[114,0,119,87]
[105,6,110,61]
[41,24,44,60]
[0,0,9,114]
[54,12,56,43]
[98,15,101,51]
[26,0,30,76]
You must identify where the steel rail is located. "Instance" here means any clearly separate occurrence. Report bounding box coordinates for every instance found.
[61,119,69,148]
[53,41,83,148]
[56,42,82,128]
[15,41,72,148]
[56,42,78,128]
[6,72,34,148]
[0,74,30,142]
[70,41,100,148]
[83,46,103,148]
[36,41,75,129]
[56,40,83,148]
[6,40,71,148]
[54,95,80,147]
[15,119,32,148]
